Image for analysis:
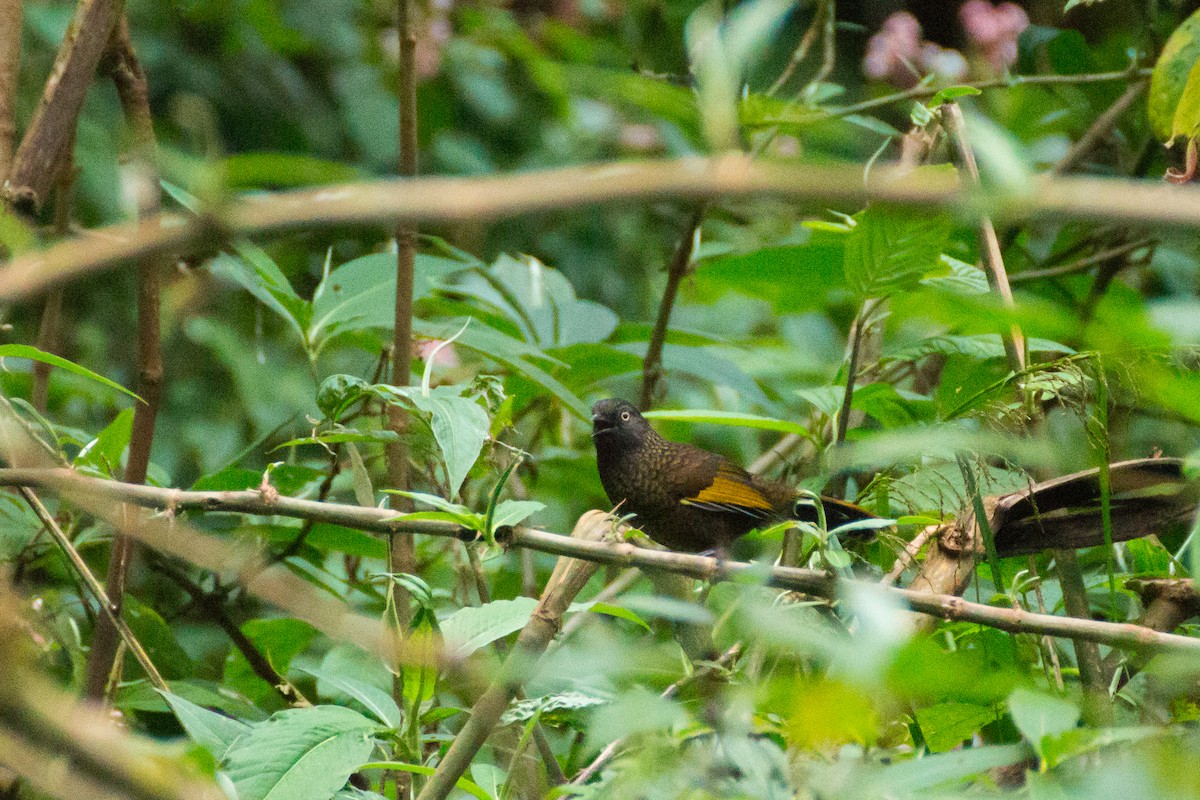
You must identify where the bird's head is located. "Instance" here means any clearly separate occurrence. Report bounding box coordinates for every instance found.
[591,398,650,443]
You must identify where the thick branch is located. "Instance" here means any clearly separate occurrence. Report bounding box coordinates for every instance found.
[1,469,1197,655]
[4,0,122,212]
[17,156,1200,302]
[84,16,165,701]
[0,0,22,182]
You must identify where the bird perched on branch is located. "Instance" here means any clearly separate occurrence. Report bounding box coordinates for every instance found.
[591,398,874,553]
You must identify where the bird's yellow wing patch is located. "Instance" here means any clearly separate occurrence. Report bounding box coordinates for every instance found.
[683,468,773,512]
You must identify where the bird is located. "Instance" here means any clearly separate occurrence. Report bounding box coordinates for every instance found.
[591,398,876,553]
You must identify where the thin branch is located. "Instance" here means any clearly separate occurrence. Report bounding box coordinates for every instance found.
[31,152,75,411]
[3,0,122,212]
[766,0,826,96]
[756,67,1152,128]
[639,205,704,410]
[880,524,937,587]
[834,299,871,445]
[1009,238,1151,284]
[19,487,168,691]
[147,555,311,706]
[571,643,742,785]
[414,512,615,800]
[942,102,1025,372]
[2,469,1198,655]
[85,17,166,701]
[19,154,1200,301]
[1051,80,1147,176]
[0,0,23,184]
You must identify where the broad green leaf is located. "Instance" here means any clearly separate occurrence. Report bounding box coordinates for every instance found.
[691,238,847,313]
[618,594,714,625]
[387,387,490,497]
[643,409,814,439]
[489,499,545,529]
[851,383,936,428]
[309,253,470,351]
[914,702,998,753]
[1173,58,1200,142]
[160,691,251,759]
[861,742,1032,793]
[122,595,195,680]
[1008,687,1080,758]
[439,597,540,660]
[927,85,983,108]
[223,706,379,800]
[384,489,481,528]
[208,249,311,344]
[220,153,363,189]
[0,345,141,401]
[1150,7,1200,142]
[844,206,952,297]
[413,318,589,420]
[300,666,402,729]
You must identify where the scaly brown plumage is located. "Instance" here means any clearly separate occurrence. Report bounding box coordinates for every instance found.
[591,398,873,553]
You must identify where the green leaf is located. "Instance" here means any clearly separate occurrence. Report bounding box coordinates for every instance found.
[1149,7,1200,142]
[915,702,998,752]
[439,597,540,660]
[0,345,141,401]
[220,153,364,189]
[122,595,195,680]
[160,690,252,759]
[844,207,953,297]
[861,742,1033,793]
[692,236,847,313]
[489,499,545,529]
[223,706,380,800]
[385,387,490,497]
[927,85,982,108]
[300,667,402,729]
[73,408,135,477]
[359,762,494,800]
[309,253,469,352]
[642,409,814,439]
[383,490,481,529]
[1007,687,1080,759]
[583,602,652,632]
[208,248,311,345]
[1172,58,1200,142]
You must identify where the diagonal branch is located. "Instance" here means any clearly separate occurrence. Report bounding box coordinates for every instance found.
[3,0,123,212]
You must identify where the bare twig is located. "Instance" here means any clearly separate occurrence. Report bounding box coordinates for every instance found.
[1009,238,1151,284]
[3,0,122,212]
[756,67,1152,129]
[18,155,1200,302]
[31,153,75,412]
[942,103,1025,372]
[1,469,1197,655]
[414,511,617,800]
[0,0,22,182]
[1051,80,1147,176]
[766,0,826,96]
[19,487,168,691]
[147,556,311,706]
[639,205,704,410]
[880,524,937,587]
[85,17,166,701]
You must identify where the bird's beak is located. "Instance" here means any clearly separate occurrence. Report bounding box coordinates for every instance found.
[592,414,614,437]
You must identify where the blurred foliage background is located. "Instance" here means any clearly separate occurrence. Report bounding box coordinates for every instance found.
[4,0,1200,798]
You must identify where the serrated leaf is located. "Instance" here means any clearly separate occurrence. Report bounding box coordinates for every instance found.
[845,207,952,297]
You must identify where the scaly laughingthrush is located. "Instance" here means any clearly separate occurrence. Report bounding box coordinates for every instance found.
[591,398,873,553]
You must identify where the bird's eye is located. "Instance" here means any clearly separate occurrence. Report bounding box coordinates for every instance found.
[620,411,631,421]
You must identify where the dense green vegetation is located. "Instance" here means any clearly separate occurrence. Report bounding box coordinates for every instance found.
[3,1,1200,799]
